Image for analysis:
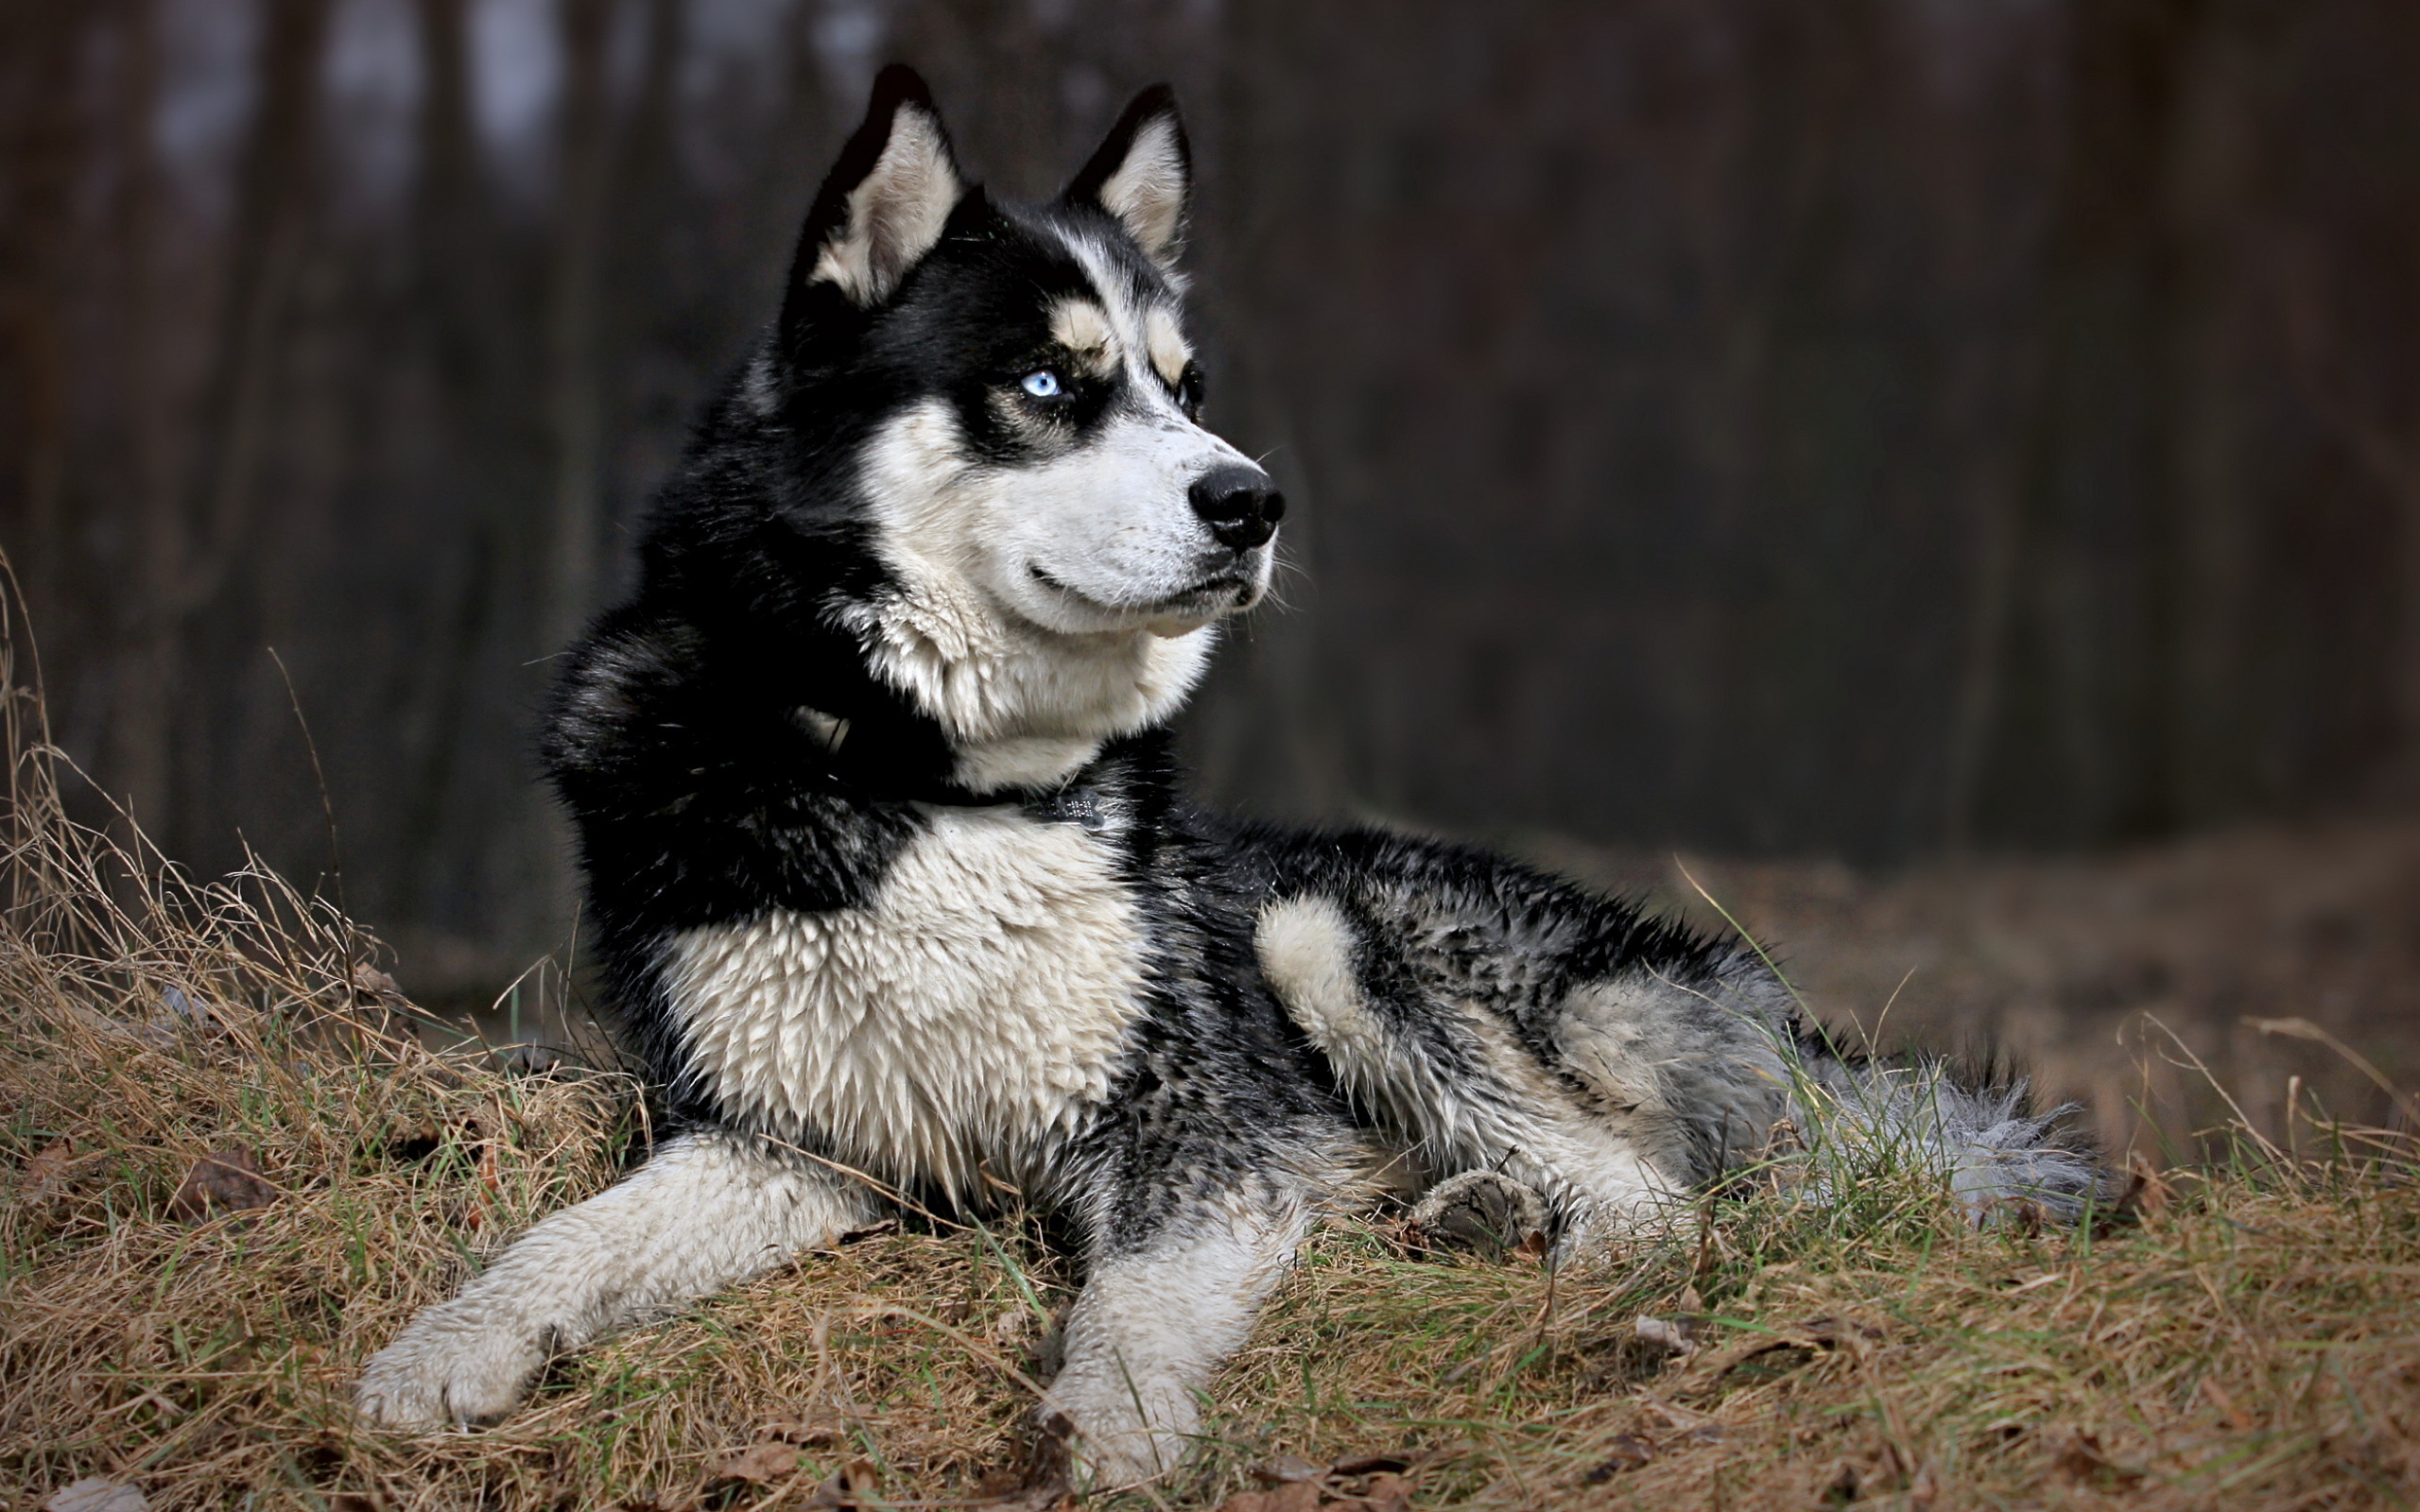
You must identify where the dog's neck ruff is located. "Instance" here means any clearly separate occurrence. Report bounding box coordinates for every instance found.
[836,402,1220,795]
[835,587,1213,794]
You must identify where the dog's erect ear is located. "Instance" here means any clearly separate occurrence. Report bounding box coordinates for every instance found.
[1062,85,1189,269]
[785,65,963,317]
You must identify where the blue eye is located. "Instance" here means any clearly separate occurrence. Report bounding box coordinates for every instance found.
[1020,369,1063,399]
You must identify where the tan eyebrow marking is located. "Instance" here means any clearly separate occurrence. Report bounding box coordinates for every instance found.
[1145,306,1193,388]
[1048,298,1119,378]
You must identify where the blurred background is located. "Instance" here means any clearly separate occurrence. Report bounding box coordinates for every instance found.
[6,0,2420,1153]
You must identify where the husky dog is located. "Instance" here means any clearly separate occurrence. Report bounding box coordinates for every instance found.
[356,67,2100,1486]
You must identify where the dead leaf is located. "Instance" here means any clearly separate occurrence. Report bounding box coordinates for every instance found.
[760,1406,866,1447]
[2201,1376,2255,1431]
[1354,1471,1414,1512]
[2096,1155,2171,1235]
[1252,1454,1325,1485]
[804,1458,882,1509]
[971,1461,1075,1512]
[989,1307,1041,1355]
[348,964,406,1005]
[712,1442,800,1484]
[2052,1429,2146,1488]
[1581,1434,1658,1483]
[23,1139,78,1195]
[1217,1486,1320,1512]
[1642,1400,1726,1439]
[43,1480,148,1512]
[166,1145,276,1222]
[462,1140,502,1230]
[1634,1314,1698,1356]
[1676,1313,1882,1396]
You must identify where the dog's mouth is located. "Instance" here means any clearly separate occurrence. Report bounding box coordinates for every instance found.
[1028,563,1260,623]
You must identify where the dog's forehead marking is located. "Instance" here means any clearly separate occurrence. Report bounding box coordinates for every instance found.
[1144,307,1192,388]
[1049,298,1119,379]
[1062,232,1190,398]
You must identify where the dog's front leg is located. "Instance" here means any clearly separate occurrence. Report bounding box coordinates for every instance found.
[355,1127,876,1427]
[1037,1192,1312,1490]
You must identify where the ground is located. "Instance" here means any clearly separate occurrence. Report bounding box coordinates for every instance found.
[7,685,2420,1508]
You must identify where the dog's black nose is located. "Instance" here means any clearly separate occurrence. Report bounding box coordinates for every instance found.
[1188,464,1286,551]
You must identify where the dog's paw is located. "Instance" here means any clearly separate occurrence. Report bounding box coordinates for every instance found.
[1052,1417,1184,1493]
[354,1311,547,1428]
[1410,1170,1548,1259]
[1033,1380,1192,1490]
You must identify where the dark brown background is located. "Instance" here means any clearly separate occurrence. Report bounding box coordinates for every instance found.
[6,1,2419,1132]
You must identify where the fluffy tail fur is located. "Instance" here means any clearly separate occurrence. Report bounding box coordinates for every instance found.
[1778,1040,2111,1223]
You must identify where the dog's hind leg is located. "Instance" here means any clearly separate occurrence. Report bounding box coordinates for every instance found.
[354,1126,877,1427]
[1254,892,1693,1250]
[1037,1185,1317,1490]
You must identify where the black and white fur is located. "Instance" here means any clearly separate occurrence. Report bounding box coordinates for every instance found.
[355,68,2101,1487]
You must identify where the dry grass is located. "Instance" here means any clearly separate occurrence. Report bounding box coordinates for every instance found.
[5,605,2419,1511]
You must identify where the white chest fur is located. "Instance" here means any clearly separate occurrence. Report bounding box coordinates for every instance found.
[661,807,1147,1195]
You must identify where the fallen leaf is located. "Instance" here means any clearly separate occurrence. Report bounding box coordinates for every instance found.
[760,1407,865,1447]
[24,1139,76,1194]
[989,1307,1041,1353]
[1581,1434,1657,1483]
[712,1441,800,1483]
[1329,1452,1414,1476]
[971,1462,1075,1512]
[348,964,406,1005]
[804,1458,881,1509]
[1642,1400,1725,1439]
[462,1139,502,1230]
[166,1146,276,1222]
[2098,1154,2171,1233]
[2200,1377,2254,1431]
[1634,1314,1698,1356]
[1252,1454,1325,1485]
[1356,1470,1414,1512]
[2052,1429,2146,1487]
[1217,1486,1320,1512]
[43,1480,148,1512]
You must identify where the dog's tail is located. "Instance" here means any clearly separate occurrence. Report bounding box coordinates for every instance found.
[1771,1033,2111,1225]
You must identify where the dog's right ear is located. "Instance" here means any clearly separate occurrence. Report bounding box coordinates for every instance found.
[782,65,963,327]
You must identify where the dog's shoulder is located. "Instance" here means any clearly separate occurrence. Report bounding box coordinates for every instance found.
[542,603,927,926]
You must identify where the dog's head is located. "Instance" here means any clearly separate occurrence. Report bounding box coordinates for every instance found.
[722,66,1277,791]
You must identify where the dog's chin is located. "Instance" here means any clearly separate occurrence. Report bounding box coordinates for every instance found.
[1019,563,1266,638]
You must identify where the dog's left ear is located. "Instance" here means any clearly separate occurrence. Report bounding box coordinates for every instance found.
[1063,85,1189,269]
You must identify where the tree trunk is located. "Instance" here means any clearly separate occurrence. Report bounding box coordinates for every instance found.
[0,3,85,619]
[540,0,615,656]
[178,0,331,618]
[106,0,177,844]
[1976,0,2211,846]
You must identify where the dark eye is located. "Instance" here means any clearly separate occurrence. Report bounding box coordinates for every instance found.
[1175,361,1205,419]
[1020,369,1064,400]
